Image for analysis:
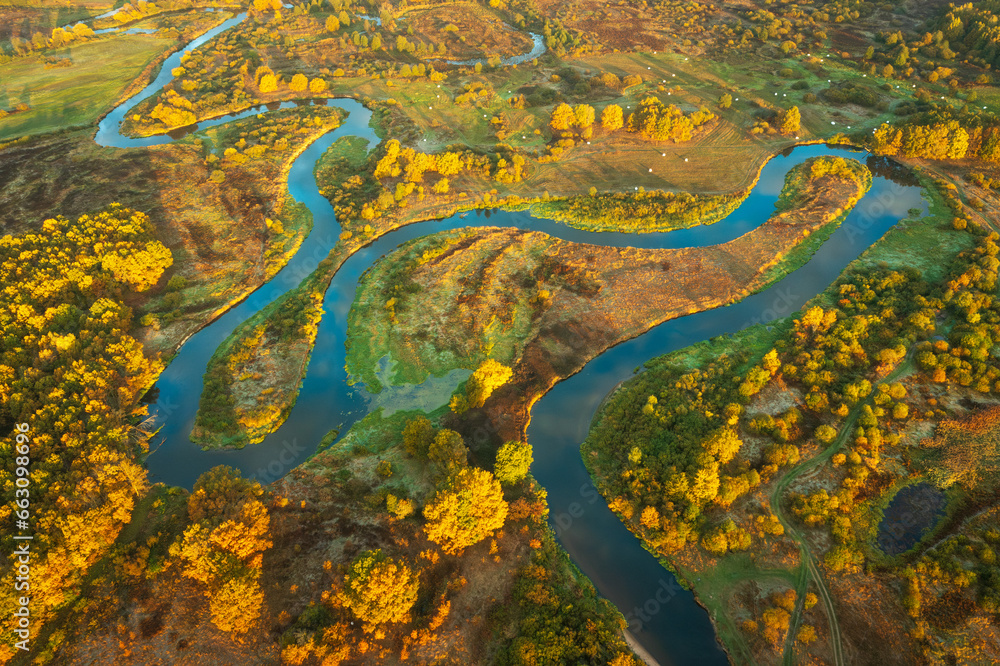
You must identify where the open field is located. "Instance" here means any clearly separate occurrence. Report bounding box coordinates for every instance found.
[0,1,112,44]
[404,2,533,61]
[0,34,171,141]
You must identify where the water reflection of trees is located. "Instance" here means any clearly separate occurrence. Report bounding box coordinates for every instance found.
[867,155,919,187]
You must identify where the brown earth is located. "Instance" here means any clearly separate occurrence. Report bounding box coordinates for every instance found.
[828,573,924,666]
[406,3,532,62]
[455,172,867,446]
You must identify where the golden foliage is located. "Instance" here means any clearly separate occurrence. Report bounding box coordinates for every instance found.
[338,549,419,629]
[923,406,1000,488]
[465,358,513,409]
[0,204,166,642]
[423,467,508,554]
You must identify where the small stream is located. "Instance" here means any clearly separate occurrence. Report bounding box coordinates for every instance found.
[93,14,928,665]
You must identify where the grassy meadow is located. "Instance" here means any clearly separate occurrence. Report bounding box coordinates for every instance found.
[0,33,171,141]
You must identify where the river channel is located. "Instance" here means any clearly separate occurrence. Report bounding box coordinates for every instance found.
[94,14,927,665]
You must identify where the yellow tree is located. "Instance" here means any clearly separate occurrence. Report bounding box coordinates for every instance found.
[290,73,308,92]
[338,549,419,629]
[171,467,272,632]
[600,104,624,131]
[259,73,279,93]
[778,106,801,134]
[550,103,576,131]
[210,571,265,633]
[466,358,513,408]
[574,104,595,129]
[494,441,532,485]
[424,467,508,554]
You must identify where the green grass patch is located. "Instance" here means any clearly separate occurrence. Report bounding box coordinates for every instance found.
[527,186,751,233]
[845,169,975,284]
[0,33,172,141]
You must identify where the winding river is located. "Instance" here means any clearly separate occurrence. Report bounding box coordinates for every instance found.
[93,14,928,666]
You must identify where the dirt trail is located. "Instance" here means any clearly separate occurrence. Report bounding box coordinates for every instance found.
[769,355,916,666]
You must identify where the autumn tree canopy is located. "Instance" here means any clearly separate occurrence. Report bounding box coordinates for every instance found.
[338,549,419,629]
[423,467,508,554]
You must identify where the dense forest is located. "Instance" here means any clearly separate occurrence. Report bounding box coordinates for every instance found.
[0,205,171,661]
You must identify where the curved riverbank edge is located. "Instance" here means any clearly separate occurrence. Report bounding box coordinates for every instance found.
[89,8,928,664]
[575,177,945,664]
[193,145,874,451]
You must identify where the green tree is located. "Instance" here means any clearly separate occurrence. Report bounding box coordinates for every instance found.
[428,429,468,470]
[403,416,435,458]
[494,441,533,485]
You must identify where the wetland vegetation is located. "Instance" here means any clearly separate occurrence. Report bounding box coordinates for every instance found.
[6,0,1000,663]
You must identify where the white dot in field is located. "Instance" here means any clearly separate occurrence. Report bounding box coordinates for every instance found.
[648,168,652,172]
[661,153,665,157]
[796,136,799,139]
[587,141,590,144]
[735,98,739,101]
[647,66,651,69]
[831,121,836,125]
[783,94,787,97]
[672,73,675,77]
[634,186,638,190]
[684,158,688,162]
[668,92,671,95]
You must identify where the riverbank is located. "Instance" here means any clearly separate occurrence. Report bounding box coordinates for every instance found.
[577,167,977,664]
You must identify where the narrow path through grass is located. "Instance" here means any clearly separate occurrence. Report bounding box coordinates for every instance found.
[770,354,916,666]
